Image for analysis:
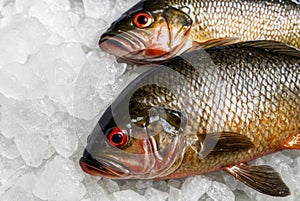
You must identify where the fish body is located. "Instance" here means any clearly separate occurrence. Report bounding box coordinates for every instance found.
[80,42,300,196]
[99,0,300,64]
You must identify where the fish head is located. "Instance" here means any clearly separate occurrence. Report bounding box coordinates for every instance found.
[80,77,188,179]
[99,0,193,64]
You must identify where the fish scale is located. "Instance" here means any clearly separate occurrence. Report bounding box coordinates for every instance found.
[167,0,300,46]
[156,45,300,177]
[81,43,300,196]
[129,45,300,164]
[99,0,300,64]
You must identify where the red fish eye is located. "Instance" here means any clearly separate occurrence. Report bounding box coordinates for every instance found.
[107,127,128,148]
[133,12,153,28]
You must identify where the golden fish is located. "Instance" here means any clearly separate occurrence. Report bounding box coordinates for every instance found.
[99,0,300,64]
[80,42,300,196]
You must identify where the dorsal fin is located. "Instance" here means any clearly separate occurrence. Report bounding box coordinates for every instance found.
[237,40,300,58]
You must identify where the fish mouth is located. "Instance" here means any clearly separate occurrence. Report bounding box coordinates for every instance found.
[79,149,130,178]
[99,32,145,59]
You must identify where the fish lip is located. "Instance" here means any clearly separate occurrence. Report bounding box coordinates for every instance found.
[79,149,130,178]
[99,32,145,58]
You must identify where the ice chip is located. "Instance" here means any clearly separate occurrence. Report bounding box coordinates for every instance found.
[98,179,120,194]
[0,63,47,100]
[181,175,212,201]
[15,0,39,13]
[1,1,16,17]
[77,17,108,48]
[14,132,54,167]
[144,187,169,201]
[49,112,78,158]
[169,186,185,201]
[83,0,112,19]
[16,172,37,193]
[113,189,146,201]
[0,15,49,66]
[135,180,153,190]
[43,0,71,11]
[207,181,235,201]
[33,156,86,201]
[0,156,25,185]
[152,180,169,192]
[0,133,20,159]
[0,187,37,201]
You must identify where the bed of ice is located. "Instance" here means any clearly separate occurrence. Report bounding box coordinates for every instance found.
[0,0,299,200]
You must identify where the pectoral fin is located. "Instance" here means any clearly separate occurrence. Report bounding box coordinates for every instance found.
[224,163,290,197]
[198,132,254,158]
[284,133,300,149]
[192,37,241,49]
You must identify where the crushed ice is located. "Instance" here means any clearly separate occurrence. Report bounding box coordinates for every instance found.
[0,0,299,201]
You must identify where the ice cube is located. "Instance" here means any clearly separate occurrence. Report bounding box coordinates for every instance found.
[83,0,112,19]
[0,62,47,100]
[0,156,25,185]
[207,181,235,201]
[113,189,146,201]
[0,187,37,201]
[181,175,212,201]
[98,179,120,194]
[43,0,71,11]
[28,1,52,26]
[8,98,56,135]
[77,17,108,48]
[73,52,111,119]
[168,186,185,201]
[135,180,153,190]
[82,179,113,201]
[0,0,11,11]
[14,132,54,167]
[1,1,16,17]
[0,15,49,66]
[15,0,39,13]
[16,172,38,193]
[49,112,78,158]
[168,179,182,189]
[152,180,169,192]
[144,187,169,201]
[0,133,20,159]
[222,173,238,191]
[33,155,86,201]
[0,98,26,138]
[48,11,81,42]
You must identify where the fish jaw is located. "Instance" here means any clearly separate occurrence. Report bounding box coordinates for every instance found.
[99,25,192,64]
[80,149,131,178]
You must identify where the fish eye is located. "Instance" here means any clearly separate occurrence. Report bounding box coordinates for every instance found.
[107,127,128,148]
[133,12,153,28]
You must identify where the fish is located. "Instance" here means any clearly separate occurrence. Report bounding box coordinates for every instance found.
[80,41,300,196]
[99,0,300,64]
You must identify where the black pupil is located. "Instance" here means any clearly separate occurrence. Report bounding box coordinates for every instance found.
[112,133,123,144]
[137,15,148,25]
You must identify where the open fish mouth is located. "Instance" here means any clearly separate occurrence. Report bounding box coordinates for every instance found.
[79,149,130,178]
[99,32,146,58]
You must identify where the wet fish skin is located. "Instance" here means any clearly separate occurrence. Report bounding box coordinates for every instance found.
[81,42,300,196]
[99,0,300,64]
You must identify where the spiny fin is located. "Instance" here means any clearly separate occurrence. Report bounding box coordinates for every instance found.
[237,40,300,58]
[284,133,300,149]
[191,37,241,49]
[224,163,290,197]
[198,132,254,157]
